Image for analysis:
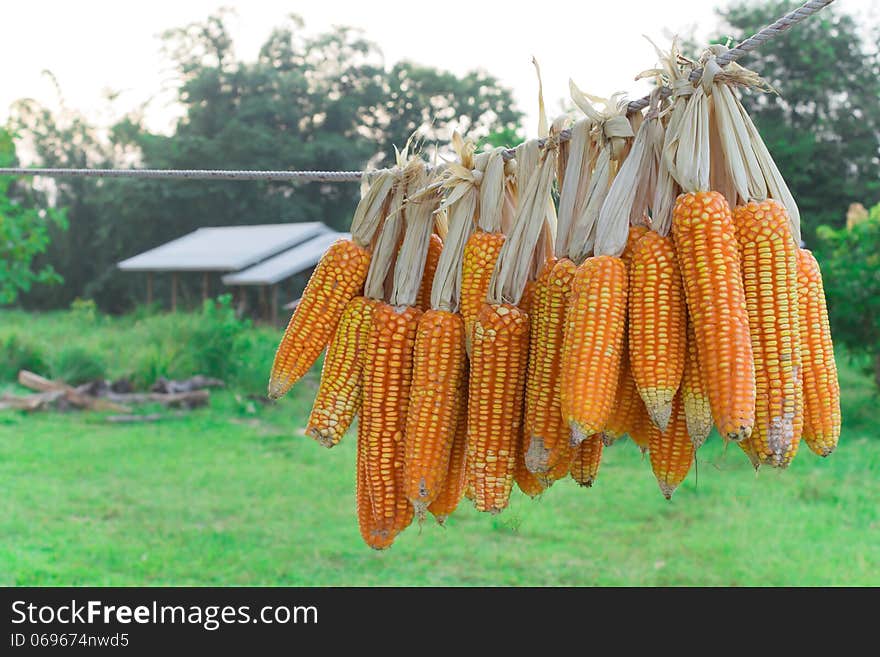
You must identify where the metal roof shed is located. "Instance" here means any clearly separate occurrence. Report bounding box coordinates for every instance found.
[117,223,329,310]
[222,231,348,323]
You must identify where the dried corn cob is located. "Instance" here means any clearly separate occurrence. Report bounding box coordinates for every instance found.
[428,373,469,524]
[681,320,712,448]
[404,309,467,517]
[672,191,755,442]
[524,257,576,481]
[468,303,530,513]
[734,200,802,468]
[561,255,628,444]
[361,303,419,542]
[269,239,371,399]
[570,433,604,487]
[797,248,841,457]
[628,231,687,430]
[602,342,646,446]
[621,225,650,267]
[461,231,505,344]
[648,392,694,499]
[356,431,395,550]
[415,232,443,311]
[269,172,397,399]
[306,296,376,447]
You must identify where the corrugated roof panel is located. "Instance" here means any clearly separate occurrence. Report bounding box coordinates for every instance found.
[117,222,329,272]
[221,231,349,286]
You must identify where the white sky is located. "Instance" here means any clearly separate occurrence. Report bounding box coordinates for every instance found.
[2,0,878,143]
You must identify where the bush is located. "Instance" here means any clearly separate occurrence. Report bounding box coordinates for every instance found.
[50,346,107,385]
[817,202,880,388]
[0,335,48,381]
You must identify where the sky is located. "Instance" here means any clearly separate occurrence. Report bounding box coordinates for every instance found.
[2,0,878,145]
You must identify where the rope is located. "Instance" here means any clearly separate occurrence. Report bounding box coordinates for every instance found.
[0,167,366,182]
[0,0,835,183]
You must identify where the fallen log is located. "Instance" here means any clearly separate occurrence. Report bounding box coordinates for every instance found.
[104,390,209,409]
[0,390,66,412]
[151,376,225,394]
[17,370,131,413]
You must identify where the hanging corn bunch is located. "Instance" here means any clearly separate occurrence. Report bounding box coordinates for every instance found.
[275,26,844,547]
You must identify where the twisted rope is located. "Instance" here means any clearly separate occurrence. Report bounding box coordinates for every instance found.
[0,0,835,182]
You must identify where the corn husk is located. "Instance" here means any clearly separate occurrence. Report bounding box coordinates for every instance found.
[566,83,633,263]
[431,135,486,312]
[594,92,664,257]
[390,163,439,308]
[488,128,561,306]
[556,118,594,255]
[477,147,507,233]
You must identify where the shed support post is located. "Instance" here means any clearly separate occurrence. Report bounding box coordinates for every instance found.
[271,284,278,326]
[171,273,178,312]
[146,272,153,307]
[202,272,209,303]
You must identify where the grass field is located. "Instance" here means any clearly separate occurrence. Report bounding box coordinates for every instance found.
[1,310,878,586]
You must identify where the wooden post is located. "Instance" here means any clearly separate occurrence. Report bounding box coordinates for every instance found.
[146,272,153,306]
[202,272,209,302]
[258,285,267,323]
[171,273,178,312]
[271,284,278,326]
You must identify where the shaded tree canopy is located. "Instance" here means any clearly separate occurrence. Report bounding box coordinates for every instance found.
[714,1,880,243]
[10,12,523,311]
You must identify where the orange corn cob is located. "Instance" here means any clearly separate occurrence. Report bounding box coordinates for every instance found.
[672,191,755,442]
[570,433,604,487]
[628,409,653,454]
[404,309,467,517]
[415,233,443,311]
[360,303,419,544]
[461,231,505,348]
[356,432,394,550]
[622,225,650,267]
[520,277,537,315]
[468,303,530,513]
[306,296,376,447]
[269,238,371,399]
[797,248,841,457]
[681,320,712,448]
[628,231,687,431]
[602,342,646,446]
[735,200,802,468]
[428,373,469,524]
[561,255,628,444]
[524,257,577,481]
[648,392,694,499]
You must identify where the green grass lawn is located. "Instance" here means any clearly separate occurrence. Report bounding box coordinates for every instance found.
[1,311,878,586]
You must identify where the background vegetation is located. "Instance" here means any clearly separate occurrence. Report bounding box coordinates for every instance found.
[0,1,878,586]
[0,309,877,586]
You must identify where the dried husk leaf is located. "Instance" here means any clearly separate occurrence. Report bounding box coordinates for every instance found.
[364,177,407,300]
[431,138,488,312]
[556,118,594,255]
[595,103,664,257]
[390,163,439,308]
[477,148,507,233]
[664,86,711,194]
[488,133,560,306]
[350,170,397,247]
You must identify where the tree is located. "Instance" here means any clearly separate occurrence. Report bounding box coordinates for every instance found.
[713,1,880,245]
[0,128,66,305]
[817,203,880,388]
[12,13,523,312]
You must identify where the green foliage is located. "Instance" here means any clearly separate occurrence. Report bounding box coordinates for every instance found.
[10,14,523,312]
[817,203,880,386]
[0,334,48,381]
[49,346,107,385]
[0,128,67,305]
[715,2,880,245]
[0,349,877,585]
